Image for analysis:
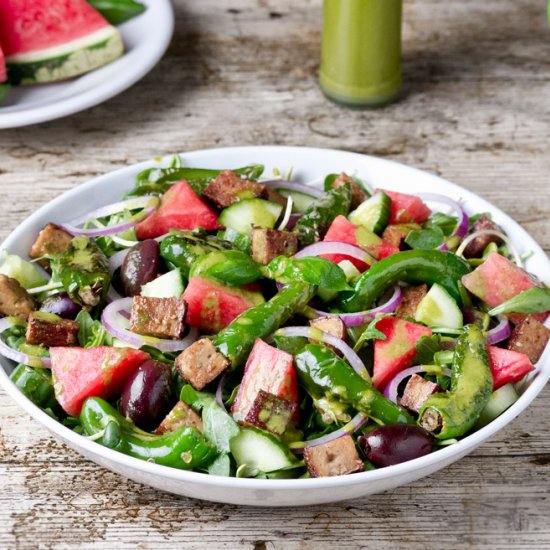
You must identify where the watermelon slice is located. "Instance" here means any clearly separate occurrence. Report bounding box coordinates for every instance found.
[0,0,124,85]
[488,346,535,390]
[462,252,547,324]
[51,346,149,417]
[0,43,8,103]
[373,316,432,390]
[136,181,221,240]
[183,276,264,334]
[322,215,399,271]
[380,190,431,225]
[231,338,299,422]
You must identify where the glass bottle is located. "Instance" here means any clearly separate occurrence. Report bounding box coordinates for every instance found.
[319,0,402,107]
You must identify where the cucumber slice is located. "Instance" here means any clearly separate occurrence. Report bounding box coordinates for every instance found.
[348,190,391,234]
[276,189,316,213]
[230,427,296,473]
[337,259,361,282]
[415,283,464,329]
[218,199,283,237]
[475,383,518,428]
[140,269,184,298]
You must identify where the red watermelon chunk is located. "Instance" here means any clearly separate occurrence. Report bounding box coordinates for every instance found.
[136,181,221,239]
[0,44,6,83]
[461,252,547,324]
[51,346,149,417]
[373,316,432,390]
[183,276,264,334]
[488,346,535,390]
[322,215,399,271]
[381,190,431,225]
[231,338,299,422]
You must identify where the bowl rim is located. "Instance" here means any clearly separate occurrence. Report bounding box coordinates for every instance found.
[1,144,548,492]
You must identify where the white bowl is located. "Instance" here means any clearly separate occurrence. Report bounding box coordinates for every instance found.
[0,0,174,128]
[1,146,549,506]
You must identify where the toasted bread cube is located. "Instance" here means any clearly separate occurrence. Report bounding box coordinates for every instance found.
[130,296,187,339]
[29,223,73,260]
[202,170,265,210]
[243,389,296,435]
[155,400,204,434]
[303,435,364,478]
[507,316,550,364]
[26,313,80,346]
[175,338,229,390]
[330,172,368,210]
[309,316,347,344]
[396,285,428,320]
[262,187,288,207]
[382,224,414,249]
[0,275,36,319]
[399,373,441,414]
[251,227,298,265]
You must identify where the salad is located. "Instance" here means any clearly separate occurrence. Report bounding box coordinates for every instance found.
[1,157,549,480]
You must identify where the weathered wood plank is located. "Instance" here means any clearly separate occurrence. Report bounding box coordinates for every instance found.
[1,0,550,547]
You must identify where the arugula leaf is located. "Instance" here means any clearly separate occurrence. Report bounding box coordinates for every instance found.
[405,227,445,250]
[75,310,112,348]
[180,385,240,453]
[208,453,233,477]
[353,313,394,352]
[488,287,550,316]
[414,334,442,364]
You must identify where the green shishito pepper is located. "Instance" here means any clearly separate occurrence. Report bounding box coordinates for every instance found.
[338,249,471,313]
[10,364,60,414]
[292,183,352,247]
[160,230,237,277]
[80,397,216,469]
[418,324,493,439]
[294,343,413,425]
[54,236,111,308]
[190,249,263,287]
[129,164,265,197]
[213,281,316,369]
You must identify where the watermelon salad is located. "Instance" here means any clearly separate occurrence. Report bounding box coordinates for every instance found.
[1,156,549,479]
[0,0,146,103]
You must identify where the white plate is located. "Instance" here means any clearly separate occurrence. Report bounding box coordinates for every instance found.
[0,0,174,129]
[1,146,549,506]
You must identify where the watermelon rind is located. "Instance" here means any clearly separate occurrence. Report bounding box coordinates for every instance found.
[6,26,124,85]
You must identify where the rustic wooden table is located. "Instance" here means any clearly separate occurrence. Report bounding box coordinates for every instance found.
[1,0,550,548]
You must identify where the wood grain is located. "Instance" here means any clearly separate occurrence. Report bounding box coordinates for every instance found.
[1,0,550,548]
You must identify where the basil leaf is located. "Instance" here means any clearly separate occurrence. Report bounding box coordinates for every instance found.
[488,287,550,316]
[426,212,458,237]
[405,227,445,250]
[87,0,146,25]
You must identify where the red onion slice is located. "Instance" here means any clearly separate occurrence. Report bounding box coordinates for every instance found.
[295,241,376,265]
[0,318,51,368]
[261,180,324,198]
[310,285,403,328]
[486,317,512,345]
[456,229,522,266]
[415,192,470,242]
[101,297,198,352]
[275,326,370,381]
[384,365,452,403]
[289,412,367,453]
[215,374,227,411]
[60,196,158,238]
